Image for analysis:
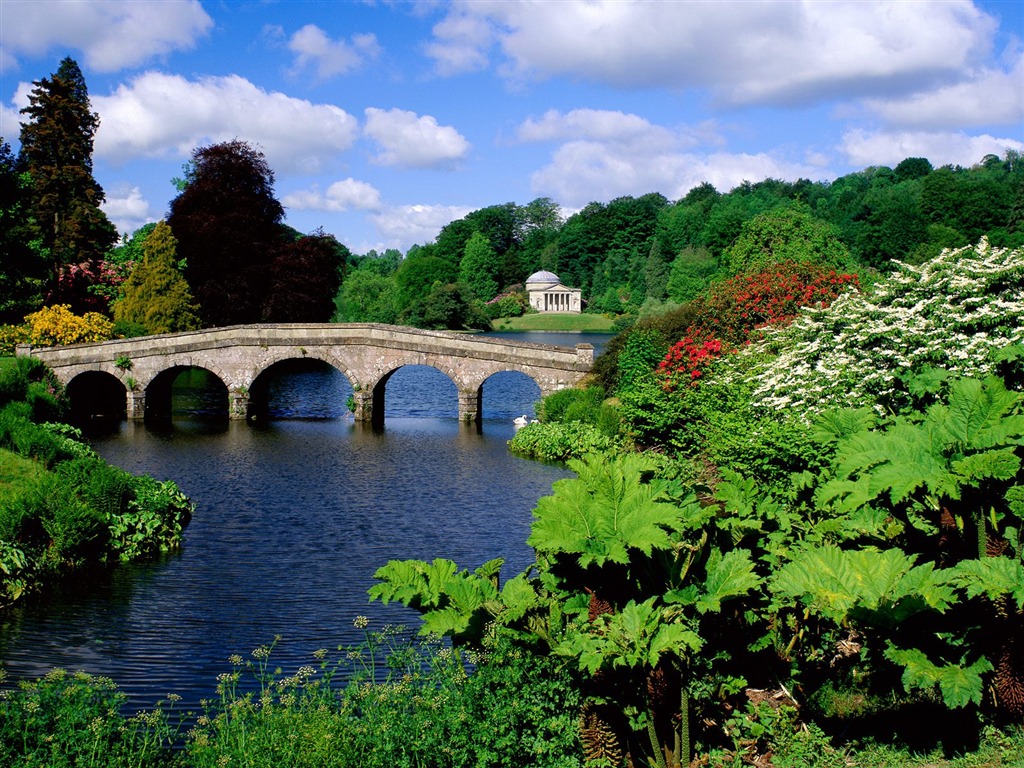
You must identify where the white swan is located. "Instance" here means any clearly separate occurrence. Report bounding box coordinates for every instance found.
[513,414,529,426]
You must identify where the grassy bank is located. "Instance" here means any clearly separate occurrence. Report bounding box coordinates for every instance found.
[491,312,617,332]
[0,356,194,610]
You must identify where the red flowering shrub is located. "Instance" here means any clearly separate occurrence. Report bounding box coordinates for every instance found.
[658,261,858,389]
[658,336,725,389]
[49,259,135,314]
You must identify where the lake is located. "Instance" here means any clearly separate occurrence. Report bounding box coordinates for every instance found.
[0,331,612,710]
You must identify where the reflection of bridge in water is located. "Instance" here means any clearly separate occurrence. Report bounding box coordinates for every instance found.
[18,324,594,425]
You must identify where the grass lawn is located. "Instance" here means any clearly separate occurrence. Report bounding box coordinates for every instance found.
[491,313,617,332]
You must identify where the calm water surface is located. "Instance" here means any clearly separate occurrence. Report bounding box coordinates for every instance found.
[0,332,612,710]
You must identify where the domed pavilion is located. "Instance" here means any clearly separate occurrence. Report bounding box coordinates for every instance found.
[525,270,582,313]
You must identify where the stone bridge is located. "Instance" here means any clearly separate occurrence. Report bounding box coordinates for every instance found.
[17,324,594,424]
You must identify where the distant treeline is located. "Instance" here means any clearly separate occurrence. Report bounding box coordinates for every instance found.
[337,151,1023,327]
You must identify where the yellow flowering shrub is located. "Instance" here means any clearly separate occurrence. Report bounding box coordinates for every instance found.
[0,324,30,356]
[24,305,114,347]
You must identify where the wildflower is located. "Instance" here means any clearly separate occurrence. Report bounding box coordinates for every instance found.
[353,615,369,629]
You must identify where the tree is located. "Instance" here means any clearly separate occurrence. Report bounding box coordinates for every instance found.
[335,269,398,323]
[459,231,500,301]
[411,282,490,331]
[168,140,284,327]
[644,238,670,302]
[720,204,851,277]
[113,221,201,335]
[263,230,345,322]
[18,57,117,308]
[394,251,457,311]
[666,246,717,304]
[0,139,45,322]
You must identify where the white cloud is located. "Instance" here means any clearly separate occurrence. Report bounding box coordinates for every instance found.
[101,184,156,237]
[516,108,798,206]
[283,178,383,212]
[861,53,1024,128]
[529,139,824,208]
[423,11,494,76]
[1,0,212,72]
[370,203,474,247]
[287,24,382,80]
[91,72,360,174]
[363,107,470,168]
[0,101,22,142]
[841,128,1024,169]
[428,1,997,107]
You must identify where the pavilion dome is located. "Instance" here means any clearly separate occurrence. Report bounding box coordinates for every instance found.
[525,270,561,285]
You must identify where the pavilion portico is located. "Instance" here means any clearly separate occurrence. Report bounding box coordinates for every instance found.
[525,270,582,314]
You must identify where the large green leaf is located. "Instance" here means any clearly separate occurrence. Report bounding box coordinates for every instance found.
[692,548,761,614]
[884,645,992,708]
[951,557,1024,608]
[936,376,1024,452]
[771,546,949,624]
[528,454,684,568]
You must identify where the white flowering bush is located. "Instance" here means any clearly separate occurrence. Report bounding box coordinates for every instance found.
[742,239,1024,416]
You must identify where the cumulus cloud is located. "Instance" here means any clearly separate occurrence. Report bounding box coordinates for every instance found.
[427,0,997,107]
[286,24,382,80]
[1,0,212,72]
[370,203,474,247]
[90,72,360,174]
[860,53,1024,129]
[529,139,824,208]
[363,107,470,168]
[516,108,797,206]
[840,128,1024,169]
[101,185,157,237]
[283,178,384,212]
[0,101,22,141]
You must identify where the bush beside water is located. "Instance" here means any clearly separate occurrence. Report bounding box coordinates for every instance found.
[0,356,193,608]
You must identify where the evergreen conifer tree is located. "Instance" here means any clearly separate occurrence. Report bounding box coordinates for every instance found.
[114,222,201,335]
[18,57,116,305]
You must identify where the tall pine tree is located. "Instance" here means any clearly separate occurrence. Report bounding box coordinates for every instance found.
[18,57,117,309]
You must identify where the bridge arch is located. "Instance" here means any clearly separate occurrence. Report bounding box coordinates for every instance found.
[477,369,542,421]
[66,370,127,422]
[248,357,355,420]
[363,361,459,427]
[143,365,230,422]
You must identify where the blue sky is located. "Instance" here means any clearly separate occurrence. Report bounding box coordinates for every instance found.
[1,0,1022,255]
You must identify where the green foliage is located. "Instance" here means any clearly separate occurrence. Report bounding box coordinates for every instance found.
[720,205,851,278]
[114,221,201,334]
[369,558,502,645]
[459,230,501,301]
[335,268,398,323]
[507,420,615,462]
[0,370,192,606]
[0,669,178,768]
[666,245,717,304]
[18,57,117,309]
